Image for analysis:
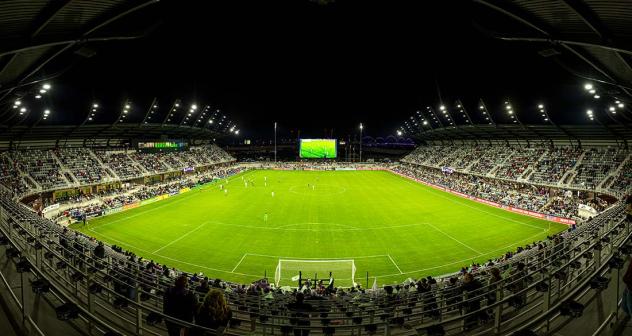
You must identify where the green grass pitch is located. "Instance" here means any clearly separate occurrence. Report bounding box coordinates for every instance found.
[72,170,567,287]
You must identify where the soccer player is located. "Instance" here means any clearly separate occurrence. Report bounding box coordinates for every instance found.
[264,212,268,222]
[271,191,275,197]
[224,189,228,196]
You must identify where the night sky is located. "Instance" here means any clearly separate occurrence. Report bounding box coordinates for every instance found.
[55,0,585,140]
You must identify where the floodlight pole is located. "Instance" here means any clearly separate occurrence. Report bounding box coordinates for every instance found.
[274,122,277,162]
[359,123,363,162]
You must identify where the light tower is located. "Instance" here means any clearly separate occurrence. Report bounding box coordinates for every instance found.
[359,123,363,162]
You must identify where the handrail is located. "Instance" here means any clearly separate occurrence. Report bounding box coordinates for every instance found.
[0,212,234,336]
[509,230,632,334]
[1,189,628,335]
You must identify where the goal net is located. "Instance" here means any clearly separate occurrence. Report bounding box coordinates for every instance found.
[275,259,356,288]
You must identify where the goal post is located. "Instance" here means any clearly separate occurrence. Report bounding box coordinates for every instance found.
[274,259,356,288]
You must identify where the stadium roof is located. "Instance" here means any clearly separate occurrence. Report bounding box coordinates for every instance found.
[0,0,236,142]
[402,0,632,142]
[0,0,159,98]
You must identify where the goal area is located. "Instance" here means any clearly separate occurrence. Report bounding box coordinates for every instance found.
[274,259,356,288]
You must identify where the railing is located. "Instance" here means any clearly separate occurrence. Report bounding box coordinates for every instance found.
[1,192,629,335]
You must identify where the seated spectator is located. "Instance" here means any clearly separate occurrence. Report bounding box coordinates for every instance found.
[163,275,198,336]
[93,241,105,259]
[194,289,232,331]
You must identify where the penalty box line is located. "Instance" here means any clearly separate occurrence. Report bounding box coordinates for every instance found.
[232,253,406,275]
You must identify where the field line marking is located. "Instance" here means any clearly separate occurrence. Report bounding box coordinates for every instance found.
[425,222,483,255]
[246,252,389,260]
[88,228,261,277]
[92,195,195,230]
[392,173,546,231]
[387,254,404,274]
[92,170,251,231]
[374,228,549,279]
[152,222,207,253]
[274,222,359,230]
[232,253,248,272]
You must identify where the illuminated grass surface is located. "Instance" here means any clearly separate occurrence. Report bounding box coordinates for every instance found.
[72,170,567,287]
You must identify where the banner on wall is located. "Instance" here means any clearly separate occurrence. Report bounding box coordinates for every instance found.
[42,203,60,214]
[122,202,140,211]
[105,207,123,215]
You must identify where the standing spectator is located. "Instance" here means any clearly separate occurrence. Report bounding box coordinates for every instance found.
[462,273,483,330]
[164,275,198,336]
[486,268,502,306]
[195,289,232,331]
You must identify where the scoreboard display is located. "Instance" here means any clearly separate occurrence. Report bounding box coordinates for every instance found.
[137,141,187,152]
[299,139,337,159]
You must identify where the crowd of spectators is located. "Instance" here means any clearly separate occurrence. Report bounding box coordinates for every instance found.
[469,146,514,175]
[94,151,144,179]
[393,163,611,219]
[495,147,547,180]
[529,147,582,184]
[394,164,549,211]
[11,149,69,190]
[50,165,243,224]
[608,157,632,195]
[56,148,111,184]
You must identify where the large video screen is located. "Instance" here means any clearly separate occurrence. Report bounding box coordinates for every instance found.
[300,139,337,159]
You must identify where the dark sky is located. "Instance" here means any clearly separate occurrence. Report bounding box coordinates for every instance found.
[57,0,582,140]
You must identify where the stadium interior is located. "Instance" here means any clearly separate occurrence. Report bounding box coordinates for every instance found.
[1,1,632,336]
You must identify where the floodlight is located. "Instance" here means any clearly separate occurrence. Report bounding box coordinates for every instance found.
[35,95,42,99]
[618,103,624,108]
[439,105,445,111]
[584,83,593,90]
[42,84,51,90]
[538,104,544,109]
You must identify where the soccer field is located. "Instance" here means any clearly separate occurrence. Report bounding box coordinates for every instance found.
[73,170,568,287]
